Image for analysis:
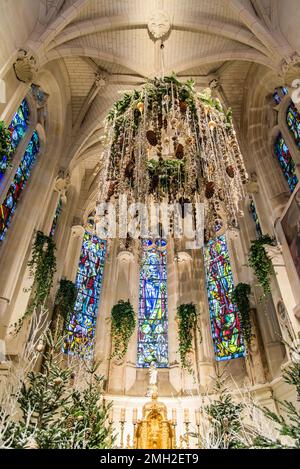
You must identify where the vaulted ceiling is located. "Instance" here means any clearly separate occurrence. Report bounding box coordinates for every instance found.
[5,0,297,204]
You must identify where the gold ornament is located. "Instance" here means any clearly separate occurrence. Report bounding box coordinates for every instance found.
[136,102,144,114]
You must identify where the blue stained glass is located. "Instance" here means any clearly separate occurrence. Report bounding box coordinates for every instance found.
[272,86,288,105]
[1,99,29,177]
[286,101,300,148]
[274,133,298,192]
[249,199,262,239]
[0,130,40,242]
[63,232,106,358]
[204,235,245,361]
[137,240,168,368]
[50,197,62,237]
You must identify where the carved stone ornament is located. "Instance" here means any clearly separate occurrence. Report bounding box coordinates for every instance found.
[209,78,220,90]
[13,49,38,84]
[280,52,300,76]
[54,172,70,203]
[147,10,171,40]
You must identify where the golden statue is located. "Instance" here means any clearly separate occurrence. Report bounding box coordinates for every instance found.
[134,391,175,449]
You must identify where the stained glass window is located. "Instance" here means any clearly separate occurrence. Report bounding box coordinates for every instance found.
[0,130,40,242]
[63,232,106,358]
[274,133,298,192]
[249,198,262,239]
[49,197,62,237]
[137,238,168,368]
[1,99,29,177]
[204,235,245,361]
[286,101,300,148]
[272,86,288,105]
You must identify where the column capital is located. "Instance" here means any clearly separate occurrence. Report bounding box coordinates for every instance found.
[54,171,71,203]
[71,225,85,239]
[264,244,284,265]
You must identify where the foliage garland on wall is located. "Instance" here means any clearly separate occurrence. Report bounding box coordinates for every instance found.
[14,231,57,333]
[176,303,198,373]
[0,120,13,175]
[51,279,77,339]
[232,283,252,344]
[248,235,276,298]
[110,300,136,361]
[54,279,77,323]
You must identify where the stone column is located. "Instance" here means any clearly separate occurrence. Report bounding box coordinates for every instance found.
[264,244,300,337]
[42,173,70,236]
[108,250,138,394]
[167,239,181,394]
[191,249,215,392]
[63,224,85,282]
[93,239,118,383]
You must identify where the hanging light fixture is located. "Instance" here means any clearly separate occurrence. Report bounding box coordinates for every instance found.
[97,75,247,241]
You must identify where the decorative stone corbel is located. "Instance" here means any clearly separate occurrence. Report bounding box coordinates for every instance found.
[71,224,85,239]
[280,52,300,78]
[13,49,38,84]
[54,171,70,204]
[177,251,192,263]
[246,172,260,194]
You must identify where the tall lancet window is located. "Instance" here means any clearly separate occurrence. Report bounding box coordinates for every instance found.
[274,133,298,193]
[0,130,40,242]
[1,99,29,178]
[286,101,300,148]
[204,235,245,361]
[137,239,168,368]
[63,232,106,358]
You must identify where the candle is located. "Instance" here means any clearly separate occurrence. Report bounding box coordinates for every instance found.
[108,409,114,424]
[184,409,190,424]
[132,408,137,425]
[172,408,177,425]
[120,408,126,423]
[195,409,200,426]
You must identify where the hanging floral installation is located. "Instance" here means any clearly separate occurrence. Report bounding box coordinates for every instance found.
[97,75,247,239]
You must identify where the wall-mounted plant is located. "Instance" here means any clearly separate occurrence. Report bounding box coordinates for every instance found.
[232,283,252,345]
[176,303,199,373]
[248,235,276,298]
[111,300,136,361]
[14,231,57,334]
[51,279,77,339]
[0,120,13,175]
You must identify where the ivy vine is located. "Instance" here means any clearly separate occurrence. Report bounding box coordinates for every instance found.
[0,120,13,175]
[232,283,252,344]
[51,279,77,339]
[176,303,198,373]
[111,300,136,360]
[54,279,77,323]
[248,234,276,297]
[14,231,57,333]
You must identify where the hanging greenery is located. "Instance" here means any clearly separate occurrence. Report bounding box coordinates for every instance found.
[51,279,77,340]
[14,231,57,333]
[248,235,275,297]
[176,303,198,373]
[110,300,136,360]
[54,279,77,323]
[232,283,252,344]
[147,158,185,196]
[0,120,13,175]
[101,74,247,240]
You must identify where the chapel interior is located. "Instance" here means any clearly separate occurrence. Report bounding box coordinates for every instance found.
[0,0,300,450]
